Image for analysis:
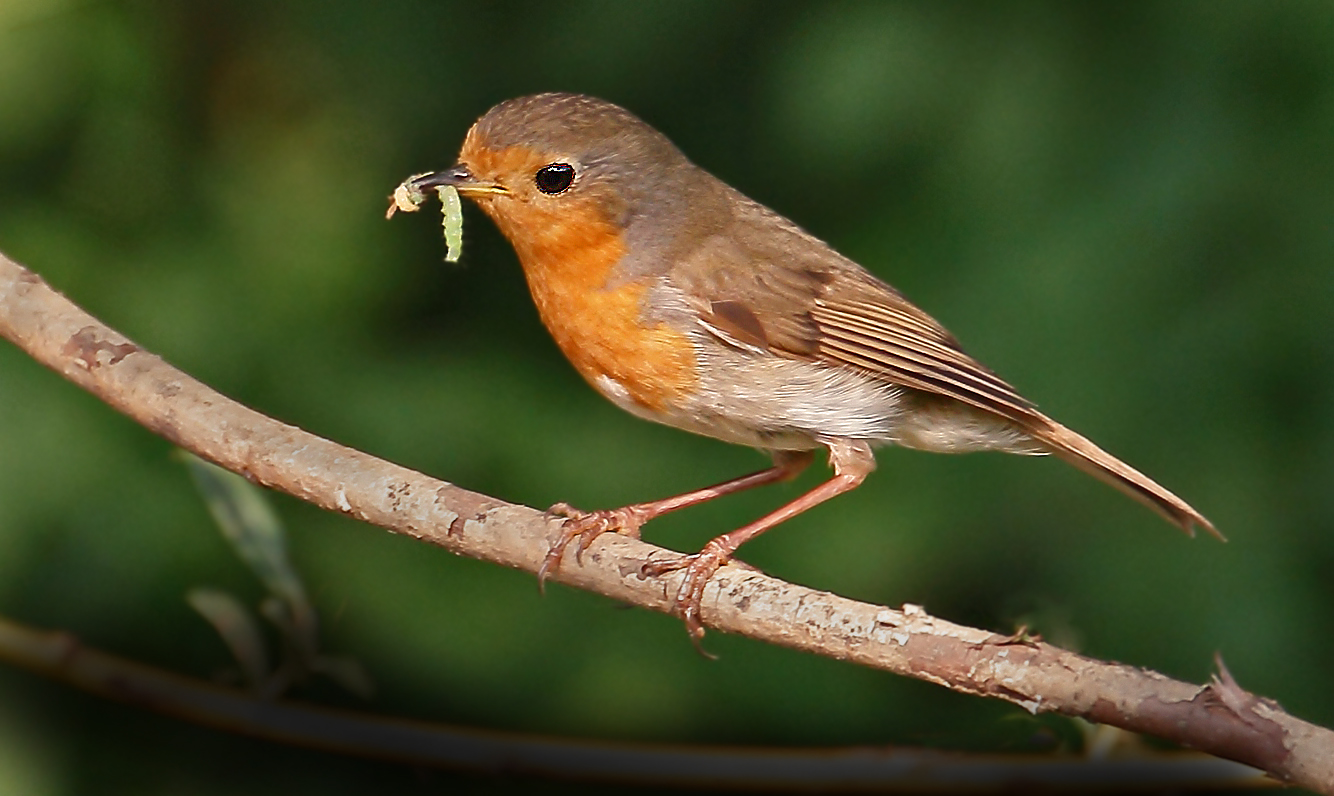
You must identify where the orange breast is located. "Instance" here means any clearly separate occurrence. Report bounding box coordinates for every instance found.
[479,193,698,412]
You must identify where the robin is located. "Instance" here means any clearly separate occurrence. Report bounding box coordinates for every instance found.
[404,93,1217,644]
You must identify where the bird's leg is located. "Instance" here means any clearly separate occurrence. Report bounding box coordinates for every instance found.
[538,450,814,588]
[641,439,876,647]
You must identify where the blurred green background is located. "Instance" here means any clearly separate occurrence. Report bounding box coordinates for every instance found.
[2,0,1332,792]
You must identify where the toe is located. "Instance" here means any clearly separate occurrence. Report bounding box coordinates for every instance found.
[639,553,690,578]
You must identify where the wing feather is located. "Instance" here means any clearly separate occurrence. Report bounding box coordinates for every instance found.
[662,198,1215,536]
[810,295,1040,425]
[663,195,1038,425]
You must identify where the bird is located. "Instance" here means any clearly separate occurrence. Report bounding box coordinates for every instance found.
[403,92,1217,645]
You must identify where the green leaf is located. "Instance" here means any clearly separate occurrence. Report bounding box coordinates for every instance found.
[311,655,376,700]
[186,587,271,689]
[180,453,312,625]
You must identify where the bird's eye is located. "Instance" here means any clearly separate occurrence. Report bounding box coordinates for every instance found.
[535,163,576,194]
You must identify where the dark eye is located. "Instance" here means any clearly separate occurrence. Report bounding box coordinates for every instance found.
[535,163,575,194]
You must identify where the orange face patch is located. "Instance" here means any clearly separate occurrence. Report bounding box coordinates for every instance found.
[458,142,698,412]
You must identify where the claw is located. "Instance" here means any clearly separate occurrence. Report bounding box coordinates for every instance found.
[640,544,731,656]
[536,531,573,595]
[538,503,648,592]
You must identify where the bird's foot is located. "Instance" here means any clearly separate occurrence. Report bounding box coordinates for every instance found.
[640,539,739,656]
[538,502,651,590]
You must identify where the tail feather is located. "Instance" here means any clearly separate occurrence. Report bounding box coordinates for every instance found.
[1030,418,1221,540]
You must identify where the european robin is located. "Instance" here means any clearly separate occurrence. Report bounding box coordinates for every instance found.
[403,93,1217,645]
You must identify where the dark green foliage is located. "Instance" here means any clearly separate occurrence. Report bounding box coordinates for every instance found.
[1,1,1331,792]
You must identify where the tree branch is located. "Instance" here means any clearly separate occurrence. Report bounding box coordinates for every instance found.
[0,614,1273,790]
[1,250,1330,791]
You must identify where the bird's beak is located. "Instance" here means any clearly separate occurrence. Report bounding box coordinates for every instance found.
[408,165,507,197]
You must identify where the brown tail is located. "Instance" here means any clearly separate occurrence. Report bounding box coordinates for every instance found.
[1029,418,1221,540]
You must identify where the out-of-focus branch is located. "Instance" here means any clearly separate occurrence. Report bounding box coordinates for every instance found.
[0,614,1273,790]
[0,250,1329,791]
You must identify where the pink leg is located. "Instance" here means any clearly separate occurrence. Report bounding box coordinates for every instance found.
[641,439,877,648]
[538,449,815,587]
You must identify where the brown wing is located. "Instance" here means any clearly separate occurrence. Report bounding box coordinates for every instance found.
[806,270,1042,427]
[666,201,1217,538]
[676,244,1219,537]
[669,205,1042,428]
